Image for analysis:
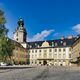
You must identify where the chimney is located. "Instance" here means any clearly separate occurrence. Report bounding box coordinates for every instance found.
[61,36,64,40]
[67,35,73,39]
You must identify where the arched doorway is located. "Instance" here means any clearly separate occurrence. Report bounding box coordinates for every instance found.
[43,60,47,65]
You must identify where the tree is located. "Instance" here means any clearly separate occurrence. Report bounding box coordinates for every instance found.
[0,9,14,63]
[0,10,8,36]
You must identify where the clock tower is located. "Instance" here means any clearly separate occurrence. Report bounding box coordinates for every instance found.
[13,18,27,48]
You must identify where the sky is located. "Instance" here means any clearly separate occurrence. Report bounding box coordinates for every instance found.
[0,0,80,42]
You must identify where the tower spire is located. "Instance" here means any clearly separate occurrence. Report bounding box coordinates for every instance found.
[17,17,24,27]
[13,18,27,44]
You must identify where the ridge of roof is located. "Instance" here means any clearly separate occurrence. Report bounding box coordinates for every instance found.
[27,37,76,43]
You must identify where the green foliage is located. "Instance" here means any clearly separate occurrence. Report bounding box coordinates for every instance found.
[0,10,8,37]
[7,39,15,58]
[0,10,6,25]
[0,9,14,62]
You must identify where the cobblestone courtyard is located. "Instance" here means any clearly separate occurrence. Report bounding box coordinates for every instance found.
[0,66,80,80]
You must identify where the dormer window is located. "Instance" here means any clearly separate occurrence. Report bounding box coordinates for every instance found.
[52,42,54,47]
[38,45,40,48]
[61,41,63,44]
[63,42,66,46]
[55,43,58,46]
[30,45,32,48]
[35,43,37,47]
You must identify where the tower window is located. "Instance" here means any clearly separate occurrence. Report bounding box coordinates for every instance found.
[16,38,18,41]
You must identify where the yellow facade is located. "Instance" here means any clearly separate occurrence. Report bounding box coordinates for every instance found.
[29,41,72,66]
[12,41,27,65]
[72,36,80,62]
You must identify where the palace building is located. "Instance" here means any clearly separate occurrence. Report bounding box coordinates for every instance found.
[13,18,77,66]
[72,35,80,65]
[27,36,76,66]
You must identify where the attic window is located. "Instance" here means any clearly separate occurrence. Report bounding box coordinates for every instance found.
[61,41,63,44]
[52,42,54,47]
[38,45,40,48]
[55,43,58,46]
[63,42,66,46]
[30,45,32,48]
[35,43,37,47]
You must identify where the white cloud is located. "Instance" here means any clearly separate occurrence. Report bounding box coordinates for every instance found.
[28,29,54,42]
[72,24,80,34]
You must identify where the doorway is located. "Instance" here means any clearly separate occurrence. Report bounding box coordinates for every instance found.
[43,60,47,65]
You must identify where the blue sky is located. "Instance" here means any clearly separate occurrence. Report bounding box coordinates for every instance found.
[0,0,80,41]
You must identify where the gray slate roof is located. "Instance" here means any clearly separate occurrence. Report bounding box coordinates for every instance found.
[27,38,76,49]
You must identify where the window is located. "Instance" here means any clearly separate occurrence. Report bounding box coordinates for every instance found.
[69,54,71,58]
[39,62,41,64]
[39,50,41,52]
[35,50,37,53]
[35,55,37,58]
[63,54,65,59]
[16,38,18,41]
[44,50,47,53]
[54,60,57,62]
[32,61,33,64]
[63,60,65,62]
[39,53,41,58]
[30,45,32,48]
[59,54,61,59]
[63,48,65,52]
[44,53,47,58]
[59,60,61,62]
[49,49,52,52]
[59,49,61,52]
[61,41,63,44]
[54,54,57,58]
[32,50,34,53]
[69,48,71,51]
[32,55,34,58]
[63,42,66,46]
[52,42,54,47]
[55,43,58,46]
[35,61,37,64]
[49,53,52,58]
[28,50,30,53]
[55,49,57,52]
[35,43,37,47]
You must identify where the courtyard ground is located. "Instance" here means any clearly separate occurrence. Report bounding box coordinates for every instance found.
[0,66,80,80]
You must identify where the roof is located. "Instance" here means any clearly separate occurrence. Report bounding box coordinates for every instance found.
[9,39,27,50]
[72,36,80,47]
[27,38,76,49]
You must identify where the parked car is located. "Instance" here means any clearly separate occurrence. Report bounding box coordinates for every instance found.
[0,62,7,66]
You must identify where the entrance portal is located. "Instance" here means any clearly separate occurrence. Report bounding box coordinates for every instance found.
[43,60,47,65]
